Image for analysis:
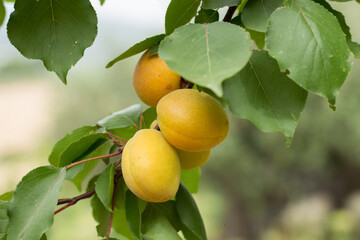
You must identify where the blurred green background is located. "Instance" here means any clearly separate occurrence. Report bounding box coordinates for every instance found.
[1,1,360,240]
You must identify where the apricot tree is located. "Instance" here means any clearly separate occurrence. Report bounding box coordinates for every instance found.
[0,0,359,239]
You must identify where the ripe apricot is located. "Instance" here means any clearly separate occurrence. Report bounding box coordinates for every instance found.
[133,50,181,107]
[122,129,181,202]
[176,149,211,170]
[157,89,229,152]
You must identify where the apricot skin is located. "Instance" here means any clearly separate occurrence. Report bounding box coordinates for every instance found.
[157,89,230,152]
[133,50,181,107]
[176,149,211,170]
[150,120,158,129]
[122,129,181,202]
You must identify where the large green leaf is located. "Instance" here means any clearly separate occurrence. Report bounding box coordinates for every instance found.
[49,126,106,167]
[241,0,283,32]
[142,204,182,240]
[106,34,165,68]
[95,163,116,211]
[7,0,97,83]
[312,0,360,59]
[159,22,251,96]
[125,191,143,240]
[148,201,182,232]
[181,168,201,194]
[98,104,142,130]
[224,50,307,146]
[175,183,207,240]
[0,202,9,240]
[201,0,241,9]
[70,140,113,191]
[0,0,5,27]
[266,0,351,107]
[165,0,201,35]
[7,166,66,240]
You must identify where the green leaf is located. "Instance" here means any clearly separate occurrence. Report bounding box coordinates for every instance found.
[0,202,9,240]
[142,204,182,240]
[40,234,48,240]
[0,0,5,27]
[109,127,138,141]
[7,166,66,240]
[106,34,165,68]
[266,0,352,107]
[70,140,114,191]
[159,22,252,96]
[100,0,105,5]
[141,107,157,129]
[95,163,116,211]
[181,169,201,194]
[246,29,265,50]
[241,0,283,32]
[125,191,143,240]
[175,183,207,240]
[165,0,201,35]
[0,192,14,202]
[98,104,142,130]
[49,126,106,167]
[223,50,307,146]
[195,9,219,24]
[7,0,97,83]
[148,202,182,231]
[201,0,241,9]
[312,0,360,59]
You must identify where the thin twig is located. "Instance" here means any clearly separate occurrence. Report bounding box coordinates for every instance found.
[138,113,143,130]
[223,6,237,22]
[106,132,124,147]
[65,151,122,170]
[55,189,96,215]
[107,132,128,143]
[106,171,122,239]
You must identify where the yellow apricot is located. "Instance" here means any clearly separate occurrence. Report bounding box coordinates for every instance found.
[150,120,158,129]
[122,129,181,202]
[133,50,181,107]
[176,149,211,170]
[157,89,229,152]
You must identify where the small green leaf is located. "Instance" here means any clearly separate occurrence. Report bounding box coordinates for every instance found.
[49,126,107,167]
[202,0,241,9]
[176,183,207,240]
[241,0,283,32]
[181,169,201,194]
[141,107,157,129]
[40,234,48,240]
[98,104,142,130]
[95,163,116,211]
[142,204,182,240]
[70,140,114,191]
[0,202,9,240]
[0,192,14,202]
[195,9,219,24]
[106,34,165,68]
[165,0,201,35]
[125,191,143,240]
[100,0,105,5]
[0,0,5,27]
[159,22,252,96]
[7,0,98,83]
[266,0,352,106]
[7,166,66,240]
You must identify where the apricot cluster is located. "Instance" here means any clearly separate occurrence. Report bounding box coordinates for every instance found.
[122,50,229,202]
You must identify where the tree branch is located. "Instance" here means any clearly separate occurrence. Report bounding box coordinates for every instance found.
[55,189,96,215]
[223,6,237,22]
[65,151,122,170]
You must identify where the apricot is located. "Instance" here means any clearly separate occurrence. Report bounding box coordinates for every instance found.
[122,129,181,202]
[176,149,211,170]
[157,89,229,152]
[133,49,181,106]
